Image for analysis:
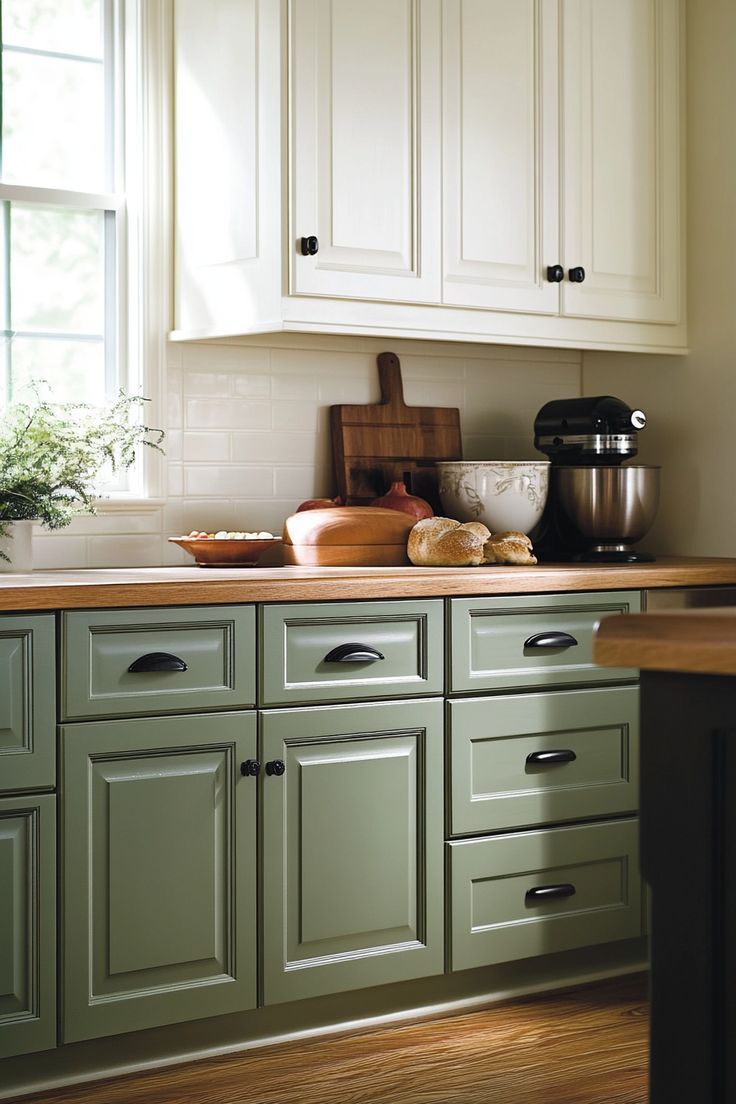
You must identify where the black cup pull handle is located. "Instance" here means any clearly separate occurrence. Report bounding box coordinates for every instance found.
[128,651,188,673]
[526,749,577,766]
[266,760,286,777]
[324,643,385,664]
[526,883,576,904]
[524,631,578,649]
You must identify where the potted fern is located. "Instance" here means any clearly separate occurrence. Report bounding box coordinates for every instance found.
[0,387,164,571]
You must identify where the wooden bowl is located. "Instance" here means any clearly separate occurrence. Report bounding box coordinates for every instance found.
[168,536,282,567]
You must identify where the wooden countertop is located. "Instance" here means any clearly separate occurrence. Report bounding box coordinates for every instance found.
[595,605,736,676]
[1,556,736,611]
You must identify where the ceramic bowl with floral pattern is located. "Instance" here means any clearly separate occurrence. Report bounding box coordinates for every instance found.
[436,461,550,535]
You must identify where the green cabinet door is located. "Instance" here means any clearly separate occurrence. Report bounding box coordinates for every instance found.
[0,613,55,793]
[61,711,257,1042]
[0,794,55,1058]
[261,698,444,1004]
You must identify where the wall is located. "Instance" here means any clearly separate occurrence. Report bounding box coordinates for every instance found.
[32,335,581,569]
[582,0,736,557]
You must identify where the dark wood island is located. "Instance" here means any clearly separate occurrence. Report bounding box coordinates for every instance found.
[595,609,736,1104]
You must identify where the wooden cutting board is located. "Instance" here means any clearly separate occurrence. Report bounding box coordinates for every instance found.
[331,352,463,510]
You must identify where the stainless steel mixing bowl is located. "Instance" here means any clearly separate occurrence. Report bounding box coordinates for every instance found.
[555,465,661,555]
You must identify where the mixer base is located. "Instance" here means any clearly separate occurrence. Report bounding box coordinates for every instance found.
[576,549,656,564]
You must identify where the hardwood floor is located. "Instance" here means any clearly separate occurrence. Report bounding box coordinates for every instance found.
[21,975,648,1104]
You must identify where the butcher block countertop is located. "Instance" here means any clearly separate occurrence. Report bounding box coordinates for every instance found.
[595,604,736,676]
[1,556,736,611]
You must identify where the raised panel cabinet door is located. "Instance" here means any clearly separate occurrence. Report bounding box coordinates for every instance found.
[290,0,441,303]
[261,698,444,1004]
[173,0,282,336]
[561,0,683,322]
[0,794,55,1059]
[442,0,560,313]
[0,613,55,793]
[61,712,257,1042]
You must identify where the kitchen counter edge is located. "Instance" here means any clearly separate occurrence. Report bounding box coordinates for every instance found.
[1,557,735,611]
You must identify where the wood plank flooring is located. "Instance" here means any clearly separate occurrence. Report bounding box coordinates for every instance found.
[21,974,649,1104]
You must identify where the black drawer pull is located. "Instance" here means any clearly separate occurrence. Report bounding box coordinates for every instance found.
[525,883,576,904]
[240,759,261,777]
[324,643,385,664]
[266,759,286,777]
[128,652,188,673]
[524,631,578,649]
[526,749,577,766]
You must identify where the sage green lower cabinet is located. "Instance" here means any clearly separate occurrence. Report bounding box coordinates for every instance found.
[261,698,444,1004]
[448,685,640,835]
[61,712,257,1042]
[0,794,55,1059]
[448,818,642,972]
[260,600,444,706]
[0,613,55,792]
[449,591,641,694]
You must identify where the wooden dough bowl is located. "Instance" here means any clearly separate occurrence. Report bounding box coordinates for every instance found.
[282,507,414,567]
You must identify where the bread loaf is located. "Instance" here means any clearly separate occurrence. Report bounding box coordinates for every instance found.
[483,530,537,565]
[407,518,491,567]
[408,519,537,567]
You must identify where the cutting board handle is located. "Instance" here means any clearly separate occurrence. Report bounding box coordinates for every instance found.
[377,352,407,411]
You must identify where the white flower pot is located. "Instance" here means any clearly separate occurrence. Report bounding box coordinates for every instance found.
[0,520,34,573]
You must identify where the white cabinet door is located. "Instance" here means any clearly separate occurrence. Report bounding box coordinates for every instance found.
[442,0,560,315]
[561,0,682,323]
[173,0,281,336]
[290,0,441,304]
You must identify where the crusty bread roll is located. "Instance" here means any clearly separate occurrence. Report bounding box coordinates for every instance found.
[408,517,537,567]
[483,531,537,565]
[408,517,491,567]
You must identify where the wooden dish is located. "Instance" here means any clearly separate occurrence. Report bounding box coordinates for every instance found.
[168,536,282,567]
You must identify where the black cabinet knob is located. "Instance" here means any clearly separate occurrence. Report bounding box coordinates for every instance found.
[546,264,564,283]
[266,759,286,777]
[300,235,319,256]
[128,652,188,673]
[568,266,586,283]
[240,759,261,777]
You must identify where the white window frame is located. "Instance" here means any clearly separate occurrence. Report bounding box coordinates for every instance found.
[0,0,171,510]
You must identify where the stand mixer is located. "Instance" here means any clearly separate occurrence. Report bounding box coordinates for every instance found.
[532,396,660,563]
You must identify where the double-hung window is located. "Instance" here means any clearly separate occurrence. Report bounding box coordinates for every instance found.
[0,0,167,500]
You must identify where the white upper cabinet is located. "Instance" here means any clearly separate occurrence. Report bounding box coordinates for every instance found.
[172,0,685,352]
[290,0,441,304]
[561,0,681,323]
[173,0,282,337]
[442,0,560,314]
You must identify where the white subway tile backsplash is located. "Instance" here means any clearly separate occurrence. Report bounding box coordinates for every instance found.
[87,535,163,568]
[184,465,274,499]
[185,399,271,430]
[182,432,231,463]
[34,335,583,568]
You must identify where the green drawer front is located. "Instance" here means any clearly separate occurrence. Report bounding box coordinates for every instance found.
[0,613,55,793]
[449,590,641,693]
[448,818,641,972]
[448,685,639,835]
[61,605,256,720]
[0,793,56,1058]
[260,600,444,706]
